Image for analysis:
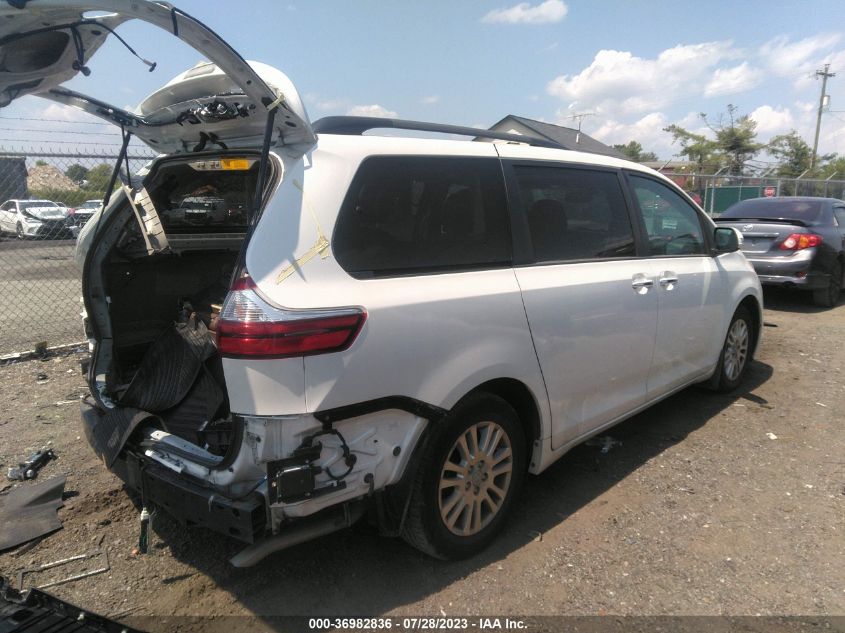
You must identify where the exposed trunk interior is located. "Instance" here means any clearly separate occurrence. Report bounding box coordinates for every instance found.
[88,152,269,459]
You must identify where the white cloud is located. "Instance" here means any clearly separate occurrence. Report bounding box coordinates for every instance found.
[421,95,440,105]
[749,105,794,136]
[704,62,761,97]
[41,102,97,123]
[590,112,671,156]
[759,33,841,87]
[482,0,567,25]
[546,41,739,116]
[346,104,399,118]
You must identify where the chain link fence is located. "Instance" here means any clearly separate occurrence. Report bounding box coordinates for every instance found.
[0,149,154,356]
[661,171,845,215]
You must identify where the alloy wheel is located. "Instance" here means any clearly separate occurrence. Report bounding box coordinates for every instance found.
[723,318,749,382]
[438,420,513,536]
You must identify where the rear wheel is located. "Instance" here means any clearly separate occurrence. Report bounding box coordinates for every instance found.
[713,306,754,392]
[812,261,842,308]
[402,393,526,559]
[16,222,24,239]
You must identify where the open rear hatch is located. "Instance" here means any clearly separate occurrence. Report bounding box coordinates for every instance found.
[1,1,314,486]
[0,0,314,153]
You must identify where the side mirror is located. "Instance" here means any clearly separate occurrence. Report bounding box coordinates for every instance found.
[713,226,741,254]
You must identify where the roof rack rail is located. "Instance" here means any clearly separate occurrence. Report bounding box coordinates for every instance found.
[312,116,563,149]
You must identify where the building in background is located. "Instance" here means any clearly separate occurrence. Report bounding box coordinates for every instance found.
[482,115,625,159]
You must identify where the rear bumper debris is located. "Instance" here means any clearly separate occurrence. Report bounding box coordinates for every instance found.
[111,452,265,544]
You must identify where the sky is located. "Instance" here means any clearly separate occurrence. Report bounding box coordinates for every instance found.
[3,0,845,166]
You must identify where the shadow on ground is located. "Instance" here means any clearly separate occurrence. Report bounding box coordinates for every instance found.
[130,359,772,625]
[761,286,843,314]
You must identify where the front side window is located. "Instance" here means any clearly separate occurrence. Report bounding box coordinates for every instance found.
[334,156,511,277]
[630,175,706,256]
[514,165,635,263]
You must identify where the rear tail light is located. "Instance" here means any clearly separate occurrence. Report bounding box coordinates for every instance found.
[216,271,366,359]
[779,233,822,250]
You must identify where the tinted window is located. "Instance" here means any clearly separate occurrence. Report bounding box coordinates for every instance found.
[630,175,706,256]
[721,198,824,223]
[334,157,511,277]
[834,207,845,229]
[514,166,635,262]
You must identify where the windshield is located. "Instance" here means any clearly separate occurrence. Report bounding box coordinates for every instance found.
[721,198,824,222]
[80,200,101,210]
[19,200,59,210]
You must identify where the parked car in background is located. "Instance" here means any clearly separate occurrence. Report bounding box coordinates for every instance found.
[716,197,845,307]
[162,196,229,228]
[66,199,102,234]
[0,199,70,239]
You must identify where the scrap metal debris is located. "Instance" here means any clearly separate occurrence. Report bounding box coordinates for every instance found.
[17,550,110,591]
[0,476,66,552]
[6,448,56,481]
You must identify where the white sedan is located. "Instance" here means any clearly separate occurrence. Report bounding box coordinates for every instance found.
[0,199,70,239]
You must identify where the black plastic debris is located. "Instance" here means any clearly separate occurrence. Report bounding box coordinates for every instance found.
[0,575,144,633]
[80,403,160,468]
[6,448,55,481]
[0,476,66,552]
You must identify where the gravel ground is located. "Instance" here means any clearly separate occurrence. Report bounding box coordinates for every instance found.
[0,288,843,630]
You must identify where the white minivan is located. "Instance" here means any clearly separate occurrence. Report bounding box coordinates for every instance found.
[1,1,762,566]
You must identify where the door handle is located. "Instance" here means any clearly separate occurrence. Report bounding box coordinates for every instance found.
[659,271,679,288]
[631,274,654,294]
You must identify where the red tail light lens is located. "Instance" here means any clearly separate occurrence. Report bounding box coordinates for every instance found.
[779,233,822,250]
[216,271,366,359]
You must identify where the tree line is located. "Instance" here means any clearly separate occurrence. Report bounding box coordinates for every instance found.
[613,104,843,180]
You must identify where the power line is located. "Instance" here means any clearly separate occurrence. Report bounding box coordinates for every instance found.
[0,115,114,126]
[0,137,143,147]
[0,126,122,136]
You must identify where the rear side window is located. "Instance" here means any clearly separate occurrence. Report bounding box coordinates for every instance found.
[514,166,635,262]
[334,156,511,277]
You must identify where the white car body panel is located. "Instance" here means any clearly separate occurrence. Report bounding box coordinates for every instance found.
[514,259,658,450]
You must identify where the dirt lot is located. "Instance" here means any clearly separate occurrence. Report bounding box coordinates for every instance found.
[0,288,843,630]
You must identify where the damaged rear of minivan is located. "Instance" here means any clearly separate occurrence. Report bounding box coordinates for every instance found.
[0,0,369,564]
[79,150,276,547]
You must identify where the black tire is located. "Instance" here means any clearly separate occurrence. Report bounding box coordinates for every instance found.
[401,392,526,560]
[15,222,24,240]
[713,306,754,393]
[812,261,842,308]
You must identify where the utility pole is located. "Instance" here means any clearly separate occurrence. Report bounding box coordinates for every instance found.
[811,63,835,169]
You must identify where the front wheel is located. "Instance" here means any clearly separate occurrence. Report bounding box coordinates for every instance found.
[713,306,754,392]
[16,222,24,239]
[812,261,842,308]
[402,393,526,560]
